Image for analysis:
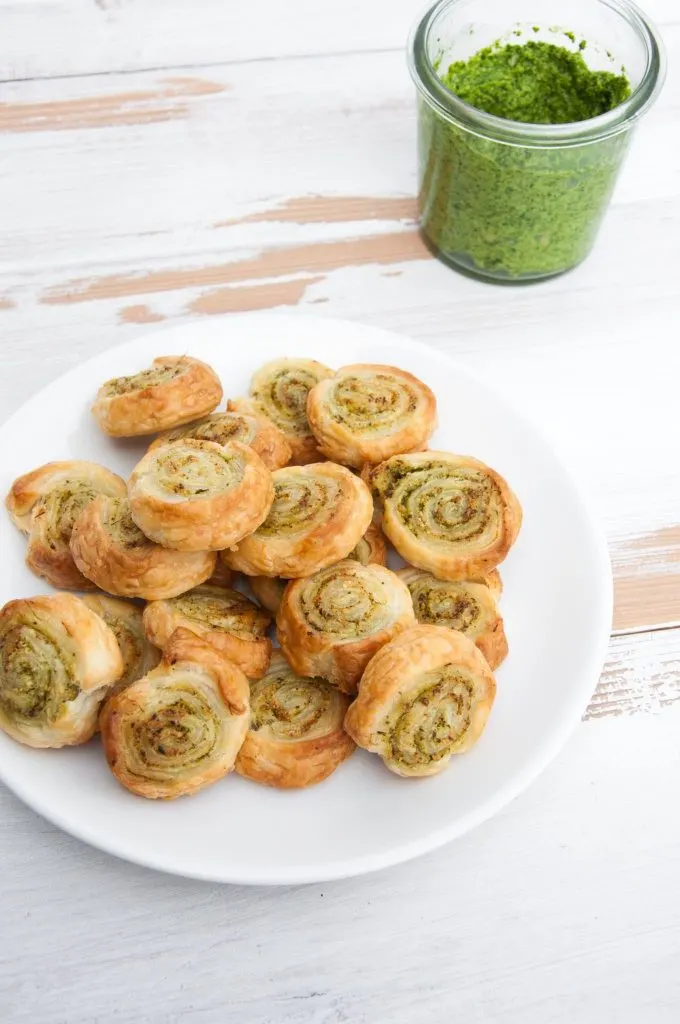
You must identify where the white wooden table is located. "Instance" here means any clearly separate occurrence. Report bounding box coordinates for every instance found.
[1,1,679,1020]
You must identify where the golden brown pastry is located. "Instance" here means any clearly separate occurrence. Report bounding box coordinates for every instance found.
[92,356,223,437]
[147,411,291,470]
[206,561,237,590]
[5,460,127,590]
[228,357,332,464]
[143,585,272,679]
[82,595,161,697]
[277,561,416,694]
[397,568,507,669]
[128,438,273,551]
[100,629,249,799]
[371,452,522,580]
[484,569,503,602]
[235,651,355,788]
[344,625,496,777]
[249,576,287,615]
[350,521,387,566]
[306,364,437,468]
[222,462,373,578]
[0,594,123,748]
[71,495,216,600]
[249,521,387,615]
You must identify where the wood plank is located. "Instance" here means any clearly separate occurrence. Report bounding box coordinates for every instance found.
[2,0,676,81]
[1,0,426,80]
[587,628,680,719]
[0,47,677,633]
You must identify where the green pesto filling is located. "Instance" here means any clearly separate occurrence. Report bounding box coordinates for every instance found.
[443,40,630,124]
[419,35,632,278]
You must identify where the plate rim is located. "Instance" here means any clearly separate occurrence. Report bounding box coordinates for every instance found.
[0,313,613,885]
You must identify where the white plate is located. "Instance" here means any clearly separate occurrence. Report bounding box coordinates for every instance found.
[0,314,612,885]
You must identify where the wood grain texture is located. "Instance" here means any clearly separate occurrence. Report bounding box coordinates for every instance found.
[0,77,225,131]
[1,0,677,81]
[0,0,427,80]
[587,629,680,719]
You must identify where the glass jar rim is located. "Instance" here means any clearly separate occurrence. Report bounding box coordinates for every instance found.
[407,0,666,148]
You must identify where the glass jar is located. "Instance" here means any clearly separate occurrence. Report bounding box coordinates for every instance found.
[408,0,665,282]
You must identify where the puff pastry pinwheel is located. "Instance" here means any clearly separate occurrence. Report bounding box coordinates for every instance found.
[397,568,507,669]
[147,411,291,471]
[128,438,273,551]
[222,462,373,578]
[228,357,332,464]
[6,460,127,590]
[92,356,222,437]
[344,625,496,777]
[70,495,216,600]
[100,629,249,799]
[306,364,437,468]
[235,651,355,789]
[0,594,123,748]
[277,561,416,694]
[82,595,161,697]
[371,452,522,580]
[143,584,272,679]
[249,521,387,615]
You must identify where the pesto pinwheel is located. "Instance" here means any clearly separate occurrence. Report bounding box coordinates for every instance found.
[277,561,416,694]
[229,357,332,464]
[128,438,273,551]
[236,651,355,788]
[143,584,272,679]
[100,630,249,799]
[0,594,123,748]
[93,355,222,437]
[6,460,127,590]
[344,625,496,778]
[371,451,522,580]
[306,363,437,467]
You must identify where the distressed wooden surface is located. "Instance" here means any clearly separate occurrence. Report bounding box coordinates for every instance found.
[0,1,679,1020]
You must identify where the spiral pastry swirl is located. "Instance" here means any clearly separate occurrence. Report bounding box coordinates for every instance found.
[344,625,496,777]
[71,495,216,600]
[229,357,332,464]
[0,594,123,748]
[306,364,437,468]
[249,522,386,615]
[371,451,522,580]
[143,584,272,679]
[398,568,507,669]
[100,630,250,799]
[82,595,161,698]
[5,460,127,590]
[277,561,416,694]
[128,438,273,551]
[148,412,291,471]
[222,462,373,579]
[93,355,223,437]
[235,651,355,788]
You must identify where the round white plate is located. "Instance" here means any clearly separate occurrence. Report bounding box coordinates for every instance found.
[0,314,612,885]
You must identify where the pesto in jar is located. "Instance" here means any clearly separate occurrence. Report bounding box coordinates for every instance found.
[418,35,632,279]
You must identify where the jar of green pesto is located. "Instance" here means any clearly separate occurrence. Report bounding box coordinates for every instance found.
[408,0,665,281]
